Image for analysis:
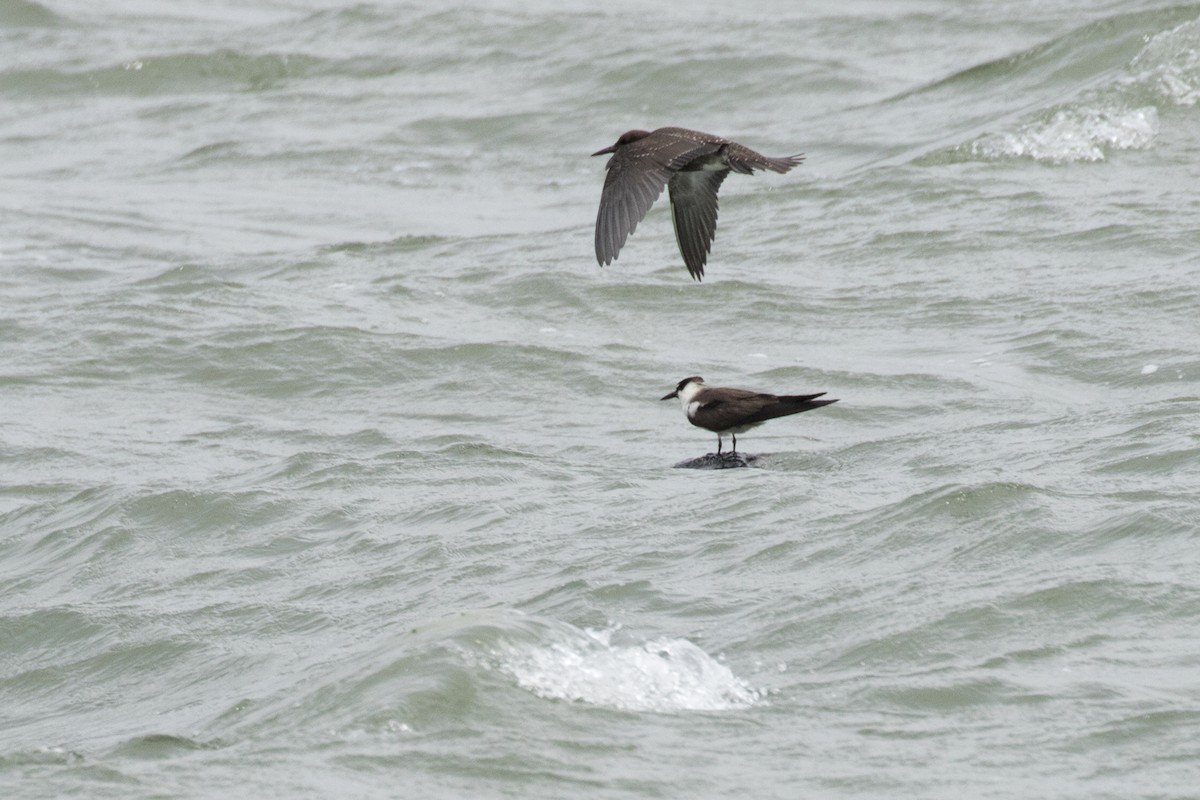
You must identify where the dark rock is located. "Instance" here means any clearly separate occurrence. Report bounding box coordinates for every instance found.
[672,452,761,470]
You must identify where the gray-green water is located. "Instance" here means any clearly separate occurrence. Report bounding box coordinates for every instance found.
[3,1,1200,797]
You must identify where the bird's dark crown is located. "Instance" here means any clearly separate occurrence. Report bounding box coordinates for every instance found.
[592,130,653,157]
[614,129,652,146]
[661,376,704,401]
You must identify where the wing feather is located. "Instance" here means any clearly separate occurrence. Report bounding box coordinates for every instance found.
[668,170,729,280]
[689,390,834,431]
[595,158,671,266]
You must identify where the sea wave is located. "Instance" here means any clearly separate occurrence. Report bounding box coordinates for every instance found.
[920,10,1200,163]
[487,621,763,713]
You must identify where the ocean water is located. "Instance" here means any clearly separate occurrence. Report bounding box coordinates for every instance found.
[2,0,1200,797]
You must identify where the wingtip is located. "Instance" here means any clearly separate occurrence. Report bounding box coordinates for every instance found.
[772,153,805,173]
[679,240,707,281]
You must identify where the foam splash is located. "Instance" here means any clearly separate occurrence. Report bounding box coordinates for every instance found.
[1128,16,1200,106]
[493,626,763,713]
[965,105,1159,164]
[944,14,1200,163]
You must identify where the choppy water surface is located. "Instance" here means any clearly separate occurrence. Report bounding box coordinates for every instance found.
[3,1,1200,797]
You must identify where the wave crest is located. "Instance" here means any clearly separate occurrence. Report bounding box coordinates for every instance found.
[488,623,763,713]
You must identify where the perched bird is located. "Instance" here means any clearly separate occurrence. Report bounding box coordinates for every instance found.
[660,376,836,454]
[591,127,803,280]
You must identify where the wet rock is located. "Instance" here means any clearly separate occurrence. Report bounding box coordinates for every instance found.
[672,452,761,469]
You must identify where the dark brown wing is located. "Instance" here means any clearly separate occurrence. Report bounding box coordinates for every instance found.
[723,142,804,175]
[668,169,729,281]
[690,389,835,431]
[755,393,837,424]
[686,387,759,432]
[650,128,729,168]
[595,156,672,267]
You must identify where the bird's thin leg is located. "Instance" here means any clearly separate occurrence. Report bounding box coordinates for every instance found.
[731,434,738,453]
[716,435,723,455]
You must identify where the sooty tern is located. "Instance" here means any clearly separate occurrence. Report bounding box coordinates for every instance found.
[661,376,836,454]
[591,127,803,281]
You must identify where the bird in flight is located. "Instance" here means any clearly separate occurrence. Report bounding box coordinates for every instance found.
[592,127,803,280]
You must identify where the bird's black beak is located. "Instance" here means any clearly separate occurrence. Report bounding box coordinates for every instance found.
[591,144,617,157]
[660,390,678,401]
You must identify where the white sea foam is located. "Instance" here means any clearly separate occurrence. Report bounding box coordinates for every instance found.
[965,105,1159,164]
[951,15,1200,163]
[493,625,763,713]
[1128,16,1200,106]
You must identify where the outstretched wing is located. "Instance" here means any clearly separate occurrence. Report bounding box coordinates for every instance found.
[723,143,804,175]
[668,169,729,281]
[595,157,673,267]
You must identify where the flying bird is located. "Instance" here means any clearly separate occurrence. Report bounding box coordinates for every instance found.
[591,127,803,280]
[661,376,836,454]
